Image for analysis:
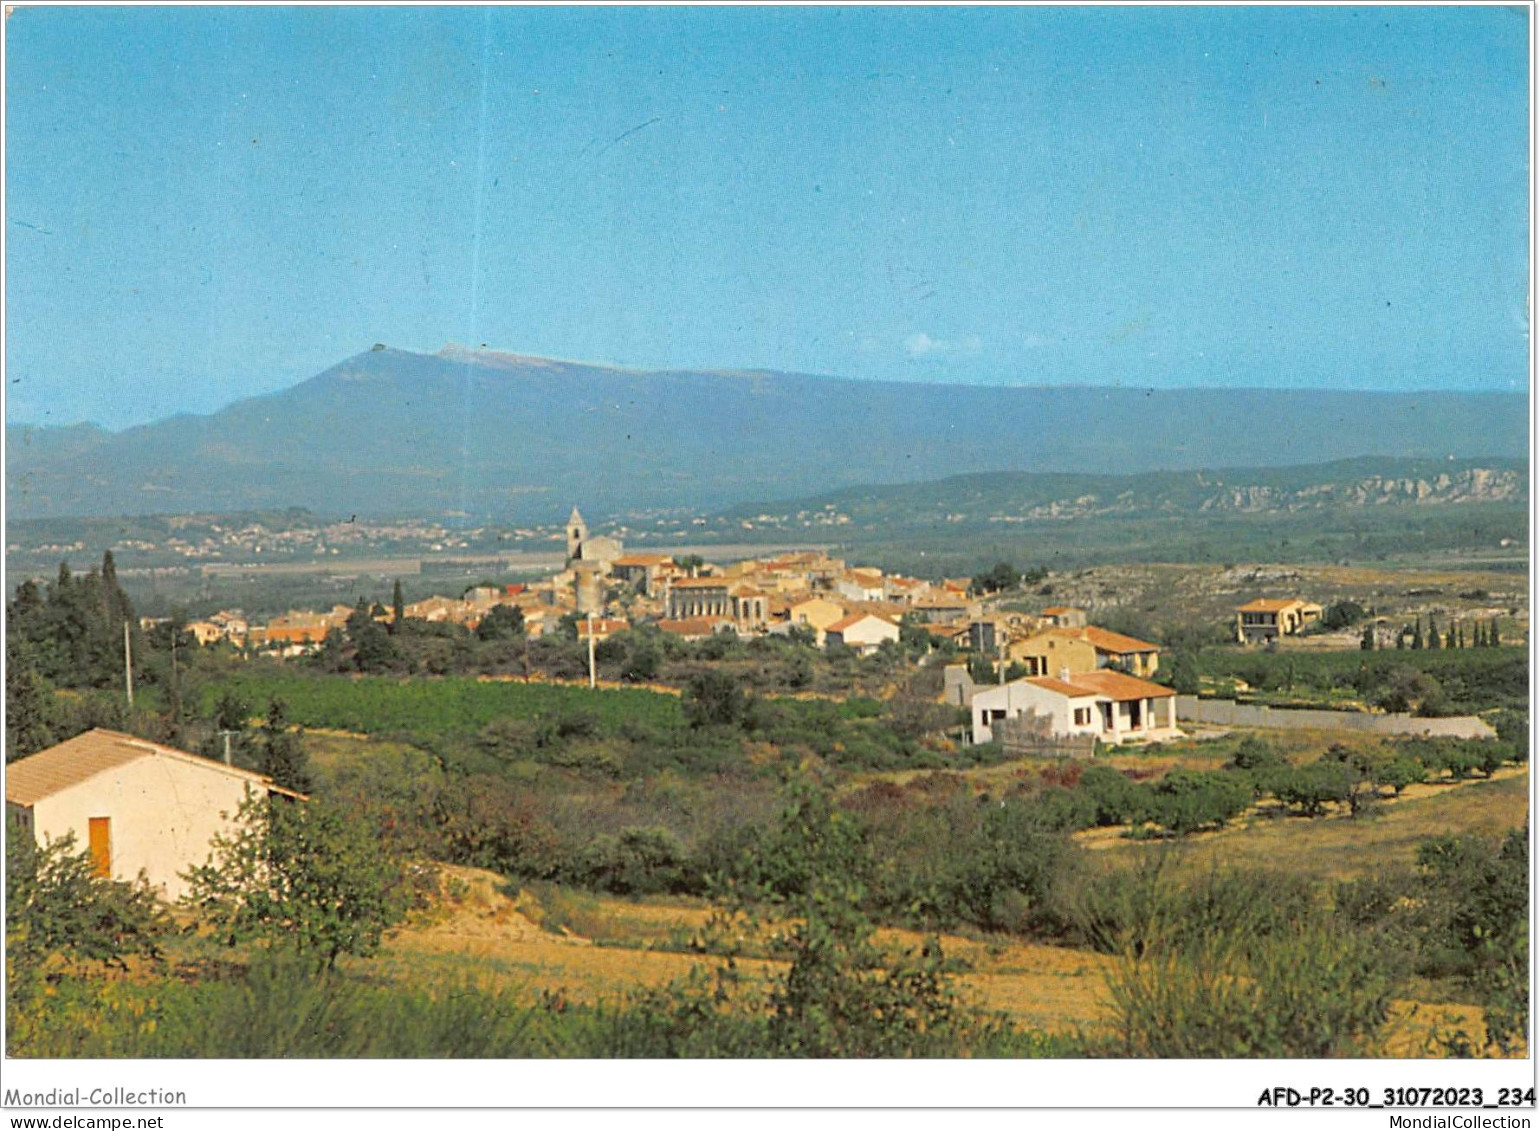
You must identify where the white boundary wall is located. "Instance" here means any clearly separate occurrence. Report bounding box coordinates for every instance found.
[1176,696,1495,739]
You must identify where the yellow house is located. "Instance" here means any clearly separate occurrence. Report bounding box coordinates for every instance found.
[782,595,849,644]
[1008,629,1100,677]
[4,729,302,902]
[1010,625,1162,678]
[1235,598,1323,644]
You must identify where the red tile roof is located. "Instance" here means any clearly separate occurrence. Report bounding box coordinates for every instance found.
[1025,671,1175,701]
[1045,625,1160,654]
[1070,670,1176,700]
[1025,676,1102,699]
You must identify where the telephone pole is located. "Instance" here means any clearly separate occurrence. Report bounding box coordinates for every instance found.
[123,620,135,708]
[587,613,597,689]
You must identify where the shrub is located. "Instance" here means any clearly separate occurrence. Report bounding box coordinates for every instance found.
[1079,765,1146,827]
[1226,735,1284,772]
[1271,760,1357,817]
[1143,771,1250,836]
[5,818,166,982]
[183,795,409,971]
[1105,924,1394,1057]
[682,672,749,729]
[579,826,691,895]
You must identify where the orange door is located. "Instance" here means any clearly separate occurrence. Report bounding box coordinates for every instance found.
[88,817,111,878]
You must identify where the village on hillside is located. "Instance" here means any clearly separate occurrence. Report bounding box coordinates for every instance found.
[116,505,1525,762]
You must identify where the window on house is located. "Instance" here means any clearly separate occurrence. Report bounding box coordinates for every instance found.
[1073,707,1090,726]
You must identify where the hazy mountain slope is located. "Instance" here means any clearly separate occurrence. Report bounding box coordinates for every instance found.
[5,346,1527,520]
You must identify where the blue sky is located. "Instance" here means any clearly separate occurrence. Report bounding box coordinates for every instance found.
[5,5,1529,428]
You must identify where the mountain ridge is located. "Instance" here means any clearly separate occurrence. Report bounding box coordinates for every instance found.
[6,346,1527,521]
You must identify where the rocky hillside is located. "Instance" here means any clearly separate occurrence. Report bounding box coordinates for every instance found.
[724,459,1527,528]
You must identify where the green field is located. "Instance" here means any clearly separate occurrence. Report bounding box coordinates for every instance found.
[196,673,688,738]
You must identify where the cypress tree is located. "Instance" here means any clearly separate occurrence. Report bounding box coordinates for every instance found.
[1426,616,1440,650]
[1491,618,1501,647]
[391,579,405,635]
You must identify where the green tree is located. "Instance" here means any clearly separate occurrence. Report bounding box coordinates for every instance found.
[1321,600,1367,630]
[1227,735,1285,772]
[258,699,313,794]
[621,635,663,682]
[475,604,526,642]
[1143,771,1251,836]
[182,795,406,972]
[317,628,347,672]
[390,579,405,635]
[970,562,1020,595]
[1272,760,1356,817]
[1168,648,1200,695]
[1373,755,1427,796]
[199,690,256,768]
[5,637,58,762]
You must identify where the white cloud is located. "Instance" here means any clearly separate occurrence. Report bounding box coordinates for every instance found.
[904,332,948,357]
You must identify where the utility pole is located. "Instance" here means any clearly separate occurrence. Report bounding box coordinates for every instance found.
[587,612,597,689]
[123,620,135,708]
[217,729,240,766]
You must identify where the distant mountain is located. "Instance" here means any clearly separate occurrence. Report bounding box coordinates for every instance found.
[5,345,1527,520]
[721,457,1529,526]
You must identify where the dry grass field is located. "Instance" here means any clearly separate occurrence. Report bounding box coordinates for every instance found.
[364,854,1499,1053]
[1082,768,1528,882]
